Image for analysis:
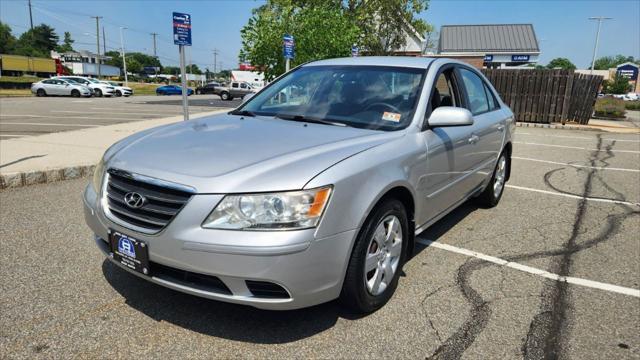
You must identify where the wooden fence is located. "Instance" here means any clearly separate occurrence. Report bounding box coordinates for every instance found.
[481,69,603,125]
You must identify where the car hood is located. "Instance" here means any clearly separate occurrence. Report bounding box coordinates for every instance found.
[107,114,402,193]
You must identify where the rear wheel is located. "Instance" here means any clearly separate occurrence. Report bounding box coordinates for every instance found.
[220,92,229,100]
[94,89,103,97]
[340,198,408,313]
[36,89,46,97]
[115,90,122,97]
[474,151,509,208]
[71,89,80,97]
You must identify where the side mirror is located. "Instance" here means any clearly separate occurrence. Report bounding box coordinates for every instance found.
[242,93,255,104]
[428,107,474,127]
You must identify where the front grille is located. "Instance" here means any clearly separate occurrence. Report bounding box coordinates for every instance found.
[151,262,232,295]
[245,280,290,299]
[105,169,192,232]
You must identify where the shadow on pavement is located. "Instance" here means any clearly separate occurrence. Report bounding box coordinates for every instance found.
[102,260,365,344]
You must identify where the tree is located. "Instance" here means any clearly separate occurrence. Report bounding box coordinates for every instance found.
[0,22,17,54]
[187,64,202,74]
[56,31,75,53]
[602,73,632,94]
[546,58,576,70]
[162,66,180,75]
[593,55,638,70]
[104,51,161,74]
[240,1,360,80]
[14,24,59,57]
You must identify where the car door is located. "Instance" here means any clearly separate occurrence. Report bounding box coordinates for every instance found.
[457,67,505,188]
[417,65,476,225]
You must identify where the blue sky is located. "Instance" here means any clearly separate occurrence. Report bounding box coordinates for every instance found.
[1,0,639,70]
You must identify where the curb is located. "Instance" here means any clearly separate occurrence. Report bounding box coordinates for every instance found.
[515,122,639,133]
[1,164,95,190]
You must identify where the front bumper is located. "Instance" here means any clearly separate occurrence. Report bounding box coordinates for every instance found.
[83,184,355,310]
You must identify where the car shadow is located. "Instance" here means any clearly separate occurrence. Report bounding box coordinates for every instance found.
[102,201,479,344]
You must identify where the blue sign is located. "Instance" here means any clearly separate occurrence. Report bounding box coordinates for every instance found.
[511,55,530,62]
[283,34,295,59]
[617,64,638,81]
[484,54,493,62]
[351,45,359,57]
[173,12,192,46]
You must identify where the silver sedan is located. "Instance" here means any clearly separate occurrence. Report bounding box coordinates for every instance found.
[84,57,514,312]
[31,78,93,97]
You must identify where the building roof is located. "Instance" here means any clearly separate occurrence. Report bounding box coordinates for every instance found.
[438,24,540,54]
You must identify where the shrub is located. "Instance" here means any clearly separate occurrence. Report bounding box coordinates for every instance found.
[625,100,640,111]
[594,97,626,118]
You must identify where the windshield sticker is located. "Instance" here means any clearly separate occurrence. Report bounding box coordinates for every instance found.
[382,112,401,122]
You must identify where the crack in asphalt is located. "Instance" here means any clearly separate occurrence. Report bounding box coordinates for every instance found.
[426,135,640,360]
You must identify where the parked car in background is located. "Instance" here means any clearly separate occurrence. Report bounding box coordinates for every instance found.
[102,81,133,97]
[84,57,514,313]
[216,81,256,100]
[54,76,115,97]
[195,82,222,95]
[31,78,93,97]
[623,92,639,101]
[156,85,193,96]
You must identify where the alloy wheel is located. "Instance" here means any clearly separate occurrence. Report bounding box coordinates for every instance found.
[493,155,507,198]
[364,215,403,296]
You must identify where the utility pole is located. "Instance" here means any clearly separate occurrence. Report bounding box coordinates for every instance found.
[120,27,128,87]
[28,0,33,30]
[150,33,158,57]
[589,16,612,74]
[102,26,106,54]
[91,16,103,78]
[212,48,219,77]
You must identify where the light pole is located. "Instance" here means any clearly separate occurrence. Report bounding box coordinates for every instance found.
[589,16,612,74]
[120,27,128,86]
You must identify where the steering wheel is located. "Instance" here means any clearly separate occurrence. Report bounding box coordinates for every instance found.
[364,102,401,114]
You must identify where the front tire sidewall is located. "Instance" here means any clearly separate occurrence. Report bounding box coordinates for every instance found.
[71,90,80,97]
[95,89,103,97]
[475,152,509,208]
[340,199,408,313]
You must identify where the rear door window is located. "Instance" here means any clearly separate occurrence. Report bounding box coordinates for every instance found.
[459,68,490,115]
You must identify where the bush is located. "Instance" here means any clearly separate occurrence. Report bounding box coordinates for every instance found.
[625,100,640,111]
[594,97,626,118]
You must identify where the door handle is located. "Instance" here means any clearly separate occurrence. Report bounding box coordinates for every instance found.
[497,124,505,132]
[468,135,479,144]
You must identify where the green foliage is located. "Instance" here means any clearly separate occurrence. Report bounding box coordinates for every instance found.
[55,31,75,53]
[187,64,202,74]
[546,57,576,70]
[593,55,639,70]
[240,0,430,80]
[13,24,59,58]
[104,51,161,74]
[0,22,17,54]
[625,100,640,111]
[594,97,626,118]
[602,73,632,94]
[162,66,180,75]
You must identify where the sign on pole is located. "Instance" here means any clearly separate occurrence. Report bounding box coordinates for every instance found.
[283,34,294,72]
[173,12,191,121]
[351,45,359,57]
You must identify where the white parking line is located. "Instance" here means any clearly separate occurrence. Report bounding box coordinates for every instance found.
[517,132,640,143]
[512,156,640,173]
[0,114,143,121]
[515,141,640,154]
[415,239,640,298]
[89,107,183,113]
[51,110,169,116]
[0,122,100,127]
[0,134,25,138]
[506,184,640,207]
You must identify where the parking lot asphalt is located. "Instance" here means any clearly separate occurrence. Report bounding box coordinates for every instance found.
[0,95,239,139]
[0,127,639,358]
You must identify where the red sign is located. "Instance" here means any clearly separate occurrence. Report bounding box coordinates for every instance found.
[239,63,255,71]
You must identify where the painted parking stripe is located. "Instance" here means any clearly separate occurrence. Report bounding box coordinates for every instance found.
[0,122,100,127]
[512,156,640,173]
[515,141,640,154]
[51,110,169,116]
[0,114,143,121]
[506,184,640,207]
[517,132,640,143]
[415,238,640,298]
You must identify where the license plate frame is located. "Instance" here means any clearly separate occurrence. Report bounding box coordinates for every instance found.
[109,230,150,276]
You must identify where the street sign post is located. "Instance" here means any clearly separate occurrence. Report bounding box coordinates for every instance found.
[283,34,294,72]
[173,12,192,121]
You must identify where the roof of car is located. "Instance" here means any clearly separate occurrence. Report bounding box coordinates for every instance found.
[305,56,436,69]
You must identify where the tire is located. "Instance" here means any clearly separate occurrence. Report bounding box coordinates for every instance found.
[340,198,408,313]
[196,90,201,95]
[474,151,509,208]
[115,90,122,97]
[220,92,229,100]
[71,89,80,97]
[95,89,103,97]
[36,89,46,97]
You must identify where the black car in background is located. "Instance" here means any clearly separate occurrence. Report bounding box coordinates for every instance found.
[195,82,222,95]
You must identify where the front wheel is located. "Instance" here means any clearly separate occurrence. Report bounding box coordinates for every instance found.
[340,198,408,313]
[36,89,46,97]
[71,89,80,97]
[94,89,103,97]
[474,151,509,208]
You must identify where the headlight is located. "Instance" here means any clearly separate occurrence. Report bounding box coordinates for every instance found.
[92,158,105,192]
[202,186,332,230]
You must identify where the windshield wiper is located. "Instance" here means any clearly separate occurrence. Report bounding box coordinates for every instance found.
[274,114,347,127]
[229,109,256,117]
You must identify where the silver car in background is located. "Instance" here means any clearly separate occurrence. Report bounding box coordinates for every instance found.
[84,57,514,312]
[31,78,93,97]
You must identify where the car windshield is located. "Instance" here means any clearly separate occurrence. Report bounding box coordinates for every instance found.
[86,78,100,83]
[239,65,425,131]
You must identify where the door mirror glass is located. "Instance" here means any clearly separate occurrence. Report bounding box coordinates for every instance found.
[428,106,474,127]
